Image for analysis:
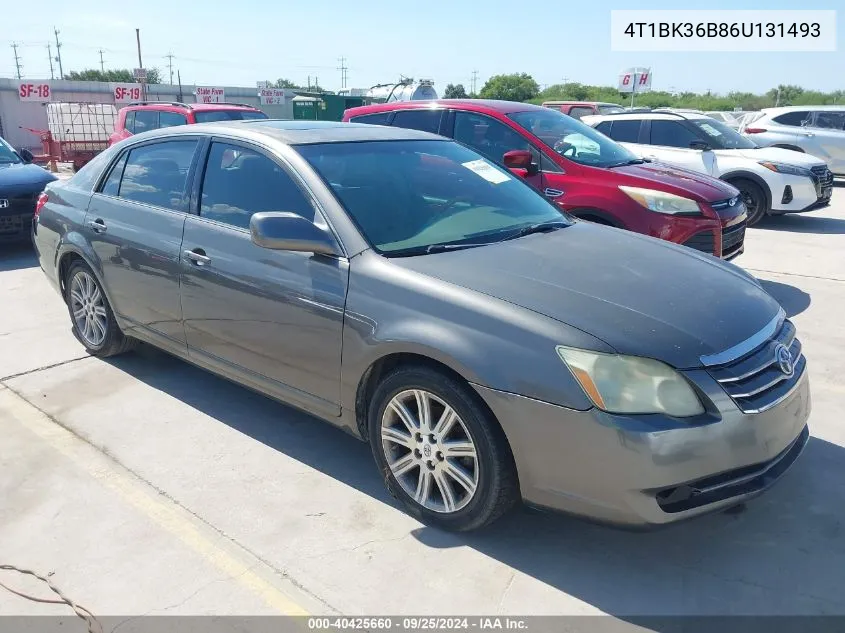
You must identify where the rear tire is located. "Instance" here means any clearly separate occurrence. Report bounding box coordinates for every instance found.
[729,178,768,226]
[65,261,136,358]
[368,366,519,531]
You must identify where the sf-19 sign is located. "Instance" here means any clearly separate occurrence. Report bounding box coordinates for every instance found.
[112,84,143,103]
[18,82,51,102]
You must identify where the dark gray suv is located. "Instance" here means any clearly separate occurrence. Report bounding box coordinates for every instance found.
[32,121,810,531]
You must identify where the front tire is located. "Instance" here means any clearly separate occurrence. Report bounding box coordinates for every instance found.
[730,178,768,226]
[65,261,136,357]
[368,366,519,531]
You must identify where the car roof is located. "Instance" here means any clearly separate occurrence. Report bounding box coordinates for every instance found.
[761,105,845,114]
[129,119,446,144]
[585,111,709,122]
[345,99,542,117]
[120,101,261,112]
[541,101,620,107]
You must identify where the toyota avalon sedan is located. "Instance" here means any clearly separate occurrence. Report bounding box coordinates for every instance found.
[32,121,810,531]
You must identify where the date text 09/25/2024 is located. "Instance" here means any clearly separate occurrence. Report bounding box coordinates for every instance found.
[307,617,528,630]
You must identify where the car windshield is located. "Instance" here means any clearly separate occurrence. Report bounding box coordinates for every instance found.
[688,118,758,149]
[0,137,22,164]
[508,109,639,167]
[297,140,571,256]
[193,110,268,123]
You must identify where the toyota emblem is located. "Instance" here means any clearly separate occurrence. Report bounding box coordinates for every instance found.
[774,343,794,376]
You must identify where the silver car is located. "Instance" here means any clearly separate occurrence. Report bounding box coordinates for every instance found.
[741,106,845,175]
[32,121,810,531]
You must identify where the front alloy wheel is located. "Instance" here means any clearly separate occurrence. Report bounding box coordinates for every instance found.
[381,389,479,513]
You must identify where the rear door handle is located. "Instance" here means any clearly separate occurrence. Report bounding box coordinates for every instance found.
[87,219,107,233]
[184,248,211,266]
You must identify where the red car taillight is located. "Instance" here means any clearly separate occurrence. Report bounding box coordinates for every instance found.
[34,192,48,220]
[744,127,767,134]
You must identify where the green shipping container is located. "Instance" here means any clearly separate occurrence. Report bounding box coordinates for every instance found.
[292,93,368,121]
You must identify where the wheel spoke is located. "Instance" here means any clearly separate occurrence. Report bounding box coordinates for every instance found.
[389,452,417,478]
[83,316,95,341]
[381,426,413,449]
[83,273,94,298]
[414,469,433,504]
[73,306,86,319]
[90,285,102,305]
[414,390,432,431]
[70,288,85,306]
[388,400,419,434]
[433,406,458,436]
[92,315,107,341]
[432,470,457,512]
[442,440,476,459]
[444,461,477,495]
[93,306,107,318]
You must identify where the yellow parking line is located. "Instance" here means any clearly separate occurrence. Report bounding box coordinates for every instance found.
[0,386,313,616]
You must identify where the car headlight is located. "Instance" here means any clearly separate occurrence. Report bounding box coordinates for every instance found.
[556,346,705,417]
[618,186,702,215]
[758,162,811,177]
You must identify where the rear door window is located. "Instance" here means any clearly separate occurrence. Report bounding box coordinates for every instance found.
[391,110,443,134]
[568,106,595,120]
[608,119,641,143]
[349,112,392,125]
[118,140,198,211]
[133,110,159,134]
[772,111,811,127]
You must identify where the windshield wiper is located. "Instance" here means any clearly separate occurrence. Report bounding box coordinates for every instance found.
[387,242,491,257]
[501,220,569,242]
[607,158,647,168]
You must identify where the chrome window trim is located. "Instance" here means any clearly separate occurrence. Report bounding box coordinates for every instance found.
[700,308,785,367]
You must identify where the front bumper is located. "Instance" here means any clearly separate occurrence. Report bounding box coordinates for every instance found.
[473,368,810,528]
[769,171,832,213]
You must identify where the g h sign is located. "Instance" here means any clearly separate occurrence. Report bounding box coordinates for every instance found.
[618,68,652,93]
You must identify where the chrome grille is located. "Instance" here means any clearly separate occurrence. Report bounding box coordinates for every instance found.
[706,318,805,414]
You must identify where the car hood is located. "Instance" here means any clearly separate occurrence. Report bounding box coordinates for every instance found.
[717,146,826,167]
[390,223,780,369]
[0,162,57,196]
[611,159,738,201]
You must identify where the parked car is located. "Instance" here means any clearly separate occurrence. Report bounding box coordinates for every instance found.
[33,120,809,530]
[344,100,747,259]
[541,101,626,119]
[705,111,741,130]
[108,101,268,146]
[739,106,845,176]
[0,135,57,243]
[585,111,833,225]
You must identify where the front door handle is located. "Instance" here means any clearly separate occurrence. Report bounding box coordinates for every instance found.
[184,248,211,266]
[87,219,107,233]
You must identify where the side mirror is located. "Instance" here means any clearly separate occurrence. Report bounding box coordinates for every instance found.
[502,150,539,177]
[18,148,34,164]
[689,140,711,151]
[249,212,339,255]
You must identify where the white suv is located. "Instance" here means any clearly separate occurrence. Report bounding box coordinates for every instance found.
[583,111,833,225]
[739,106,845,176]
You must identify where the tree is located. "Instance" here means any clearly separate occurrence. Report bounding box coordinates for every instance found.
[444,83,468,99]
[273,78,301,89]
[64,68,162,84]
[479,73,539,102]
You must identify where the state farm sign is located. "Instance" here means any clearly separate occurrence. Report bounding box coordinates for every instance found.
[195,86,225,104]
[258,88,287,105]
[112,83,143,103]
[18,82,51,102]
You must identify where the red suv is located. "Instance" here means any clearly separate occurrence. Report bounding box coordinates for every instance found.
[109,101,268,146]
[343,100,746,259]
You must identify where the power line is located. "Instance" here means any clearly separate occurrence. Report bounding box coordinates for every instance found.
[10,42,22,79]
[47,43,54,79]
[165,52,175,85]
[53,27,63,79]
[337,56,348,89]
[98,48,105,72]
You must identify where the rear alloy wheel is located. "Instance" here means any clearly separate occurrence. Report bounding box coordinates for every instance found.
[65,261,136,357]
[369,366,518,531]
[731,178,768,226]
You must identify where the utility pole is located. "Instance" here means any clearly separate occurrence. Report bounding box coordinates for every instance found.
[165,52,175,85]
[47,43,54,80]
[53,27,64,79]
[471,70,478,95]
[177,69,183,101]
[337,57,348,90]
[98,49,106,72]
[135,28,145,100]
[11,43,22,80]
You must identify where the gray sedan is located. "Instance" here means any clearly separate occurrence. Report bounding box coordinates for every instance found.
[32,121,810,530]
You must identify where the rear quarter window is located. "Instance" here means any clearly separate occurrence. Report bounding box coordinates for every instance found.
[349,112,392,125]
[772,111,811,126]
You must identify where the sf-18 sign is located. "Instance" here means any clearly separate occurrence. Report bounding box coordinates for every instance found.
[112,83,143,103]
[258,88,287,105]
[18,82,51,102]
[195,86,225,103]
[618,67,652,93]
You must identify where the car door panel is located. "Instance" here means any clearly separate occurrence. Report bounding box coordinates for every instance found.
[85,139,199,351]
[179,140,347,416]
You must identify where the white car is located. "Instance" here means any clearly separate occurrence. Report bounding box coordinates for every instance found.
[584,111,833,225]
[739,106,845,176]
[705,111,741,130]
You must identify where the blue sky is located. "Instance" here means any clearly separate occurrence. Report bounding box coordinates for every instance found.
[2,0,843,94]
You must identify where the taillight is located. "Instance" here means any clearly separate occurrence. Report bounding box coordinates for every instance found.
[744,127,767,134]
[34,192,48,220]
